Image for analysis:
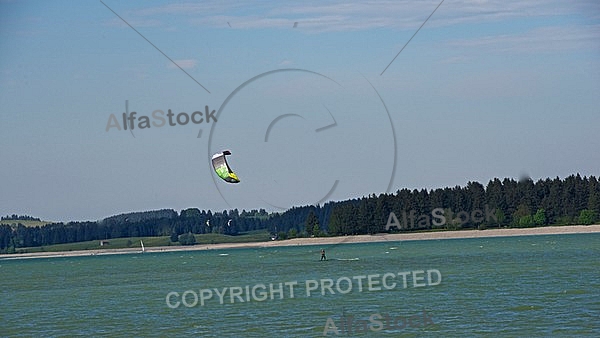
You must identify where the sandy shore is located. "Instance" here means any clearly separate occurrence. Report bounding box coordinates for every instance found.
[2,224,599,260]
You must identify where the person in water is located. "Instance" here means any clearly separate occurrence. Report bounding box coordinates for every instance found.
[320,249,326,261]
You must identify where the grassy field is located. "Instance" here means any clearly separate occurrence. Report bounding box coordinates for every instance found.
[0,220,53,227]
[13,230,272,254]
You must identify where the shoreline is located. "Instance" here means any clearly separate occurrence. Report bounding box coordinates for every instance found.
[2,224,599,260]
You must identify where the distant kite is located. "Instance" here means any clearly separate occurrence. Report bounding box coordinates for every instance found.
[212,150,240,183]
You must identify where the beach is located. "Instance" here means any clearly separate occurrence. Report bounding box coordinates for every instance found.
[2,224,599,260]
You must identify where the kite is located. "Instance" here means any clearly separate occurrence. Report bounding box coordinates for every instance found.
[212,150,240,183]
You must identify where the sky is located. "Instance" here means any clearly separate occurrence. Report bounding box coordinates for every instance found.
[1,0,599,222]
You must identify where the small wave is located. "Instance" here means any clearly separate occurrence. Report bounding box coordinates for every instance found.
[336,258,359,261]
[218,253,229,256]
[509,305,543,311]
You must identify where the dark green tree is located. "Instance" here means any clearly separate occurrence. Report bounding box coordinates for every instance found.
[178,233,197,245]
[518,215,534,228]
[578,209,597,225]
[305,210,320,237]
[533,209,547,226]
[327,207,343,235]
[288,228,298,239]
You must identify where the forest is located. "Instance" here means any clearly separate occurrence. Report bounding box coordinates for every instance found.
[1,174,598,253]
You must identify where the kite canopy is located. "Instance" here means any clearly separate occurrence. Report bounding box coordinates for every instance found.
[212,150,240,183]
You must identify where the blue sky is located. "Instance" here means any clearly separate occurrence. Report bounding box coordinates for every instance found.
[1,0,599,222]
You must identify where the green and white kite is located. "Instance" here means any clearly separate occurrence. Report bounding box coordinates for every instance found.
[211,150,240,183]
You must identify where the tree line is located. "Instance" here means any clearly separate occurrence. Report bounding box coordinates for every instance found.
[1,174,598,253]
[1,215,41,221]
[264,174,599,238]
[0,209,268,253]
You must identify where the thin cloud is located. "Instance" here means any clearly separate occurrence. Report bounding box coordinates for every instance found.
[439,55,471,64]
[104,17,162,28]
[191,14,350,31]
[127,0,597,32]
[448,25,600,53]
[167,59,197,70]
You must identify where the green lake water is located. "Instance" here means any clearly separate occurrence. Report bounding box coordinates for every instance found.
[2,233,599,337]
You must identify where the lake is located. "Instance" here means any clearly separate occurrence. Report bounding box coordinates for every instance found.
[2,233,599,337]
